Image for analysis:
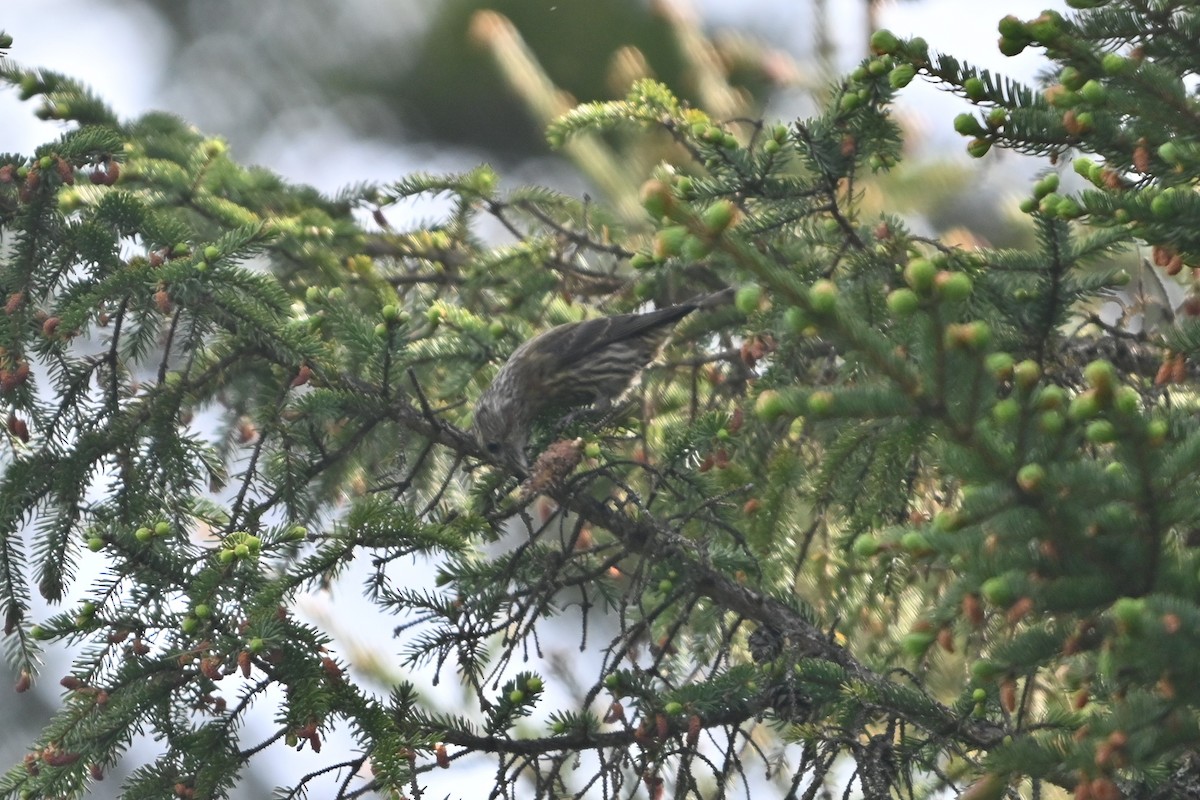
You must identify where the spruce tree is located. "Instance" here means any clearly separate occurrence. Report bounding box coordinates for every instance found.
[0,2,1198,798]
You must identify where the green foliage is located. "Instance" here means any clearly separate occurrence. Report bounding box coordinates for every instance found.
[3,3,1200,799]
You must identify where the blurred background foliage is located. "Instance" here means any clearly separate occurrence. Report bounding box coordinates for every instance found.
[52,0,1013,247]
[124,0,902,158]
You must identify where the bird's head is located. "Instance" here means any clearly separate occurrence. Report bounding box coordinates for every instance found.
[472,391,529,473]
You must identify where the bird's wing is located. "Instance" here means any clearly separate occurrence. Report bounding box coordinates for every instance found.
[558,303,697,358]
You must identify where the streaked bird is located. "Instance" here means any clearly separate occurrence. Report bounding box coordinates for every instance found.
[474,297,716,472]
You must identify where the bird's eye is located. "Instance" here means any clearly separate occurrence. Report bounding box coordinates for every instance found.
[485,442,501,454]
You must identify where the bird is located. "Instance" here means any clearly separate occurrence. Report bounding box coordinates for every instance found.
[473,294,723,473]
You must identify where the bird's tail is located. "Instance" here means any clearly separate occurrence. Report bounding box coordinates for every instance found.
[684,285,737,311]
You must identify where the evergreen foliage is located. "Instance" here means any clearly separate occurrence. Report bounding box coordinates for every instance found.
[0,2,1199,798]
